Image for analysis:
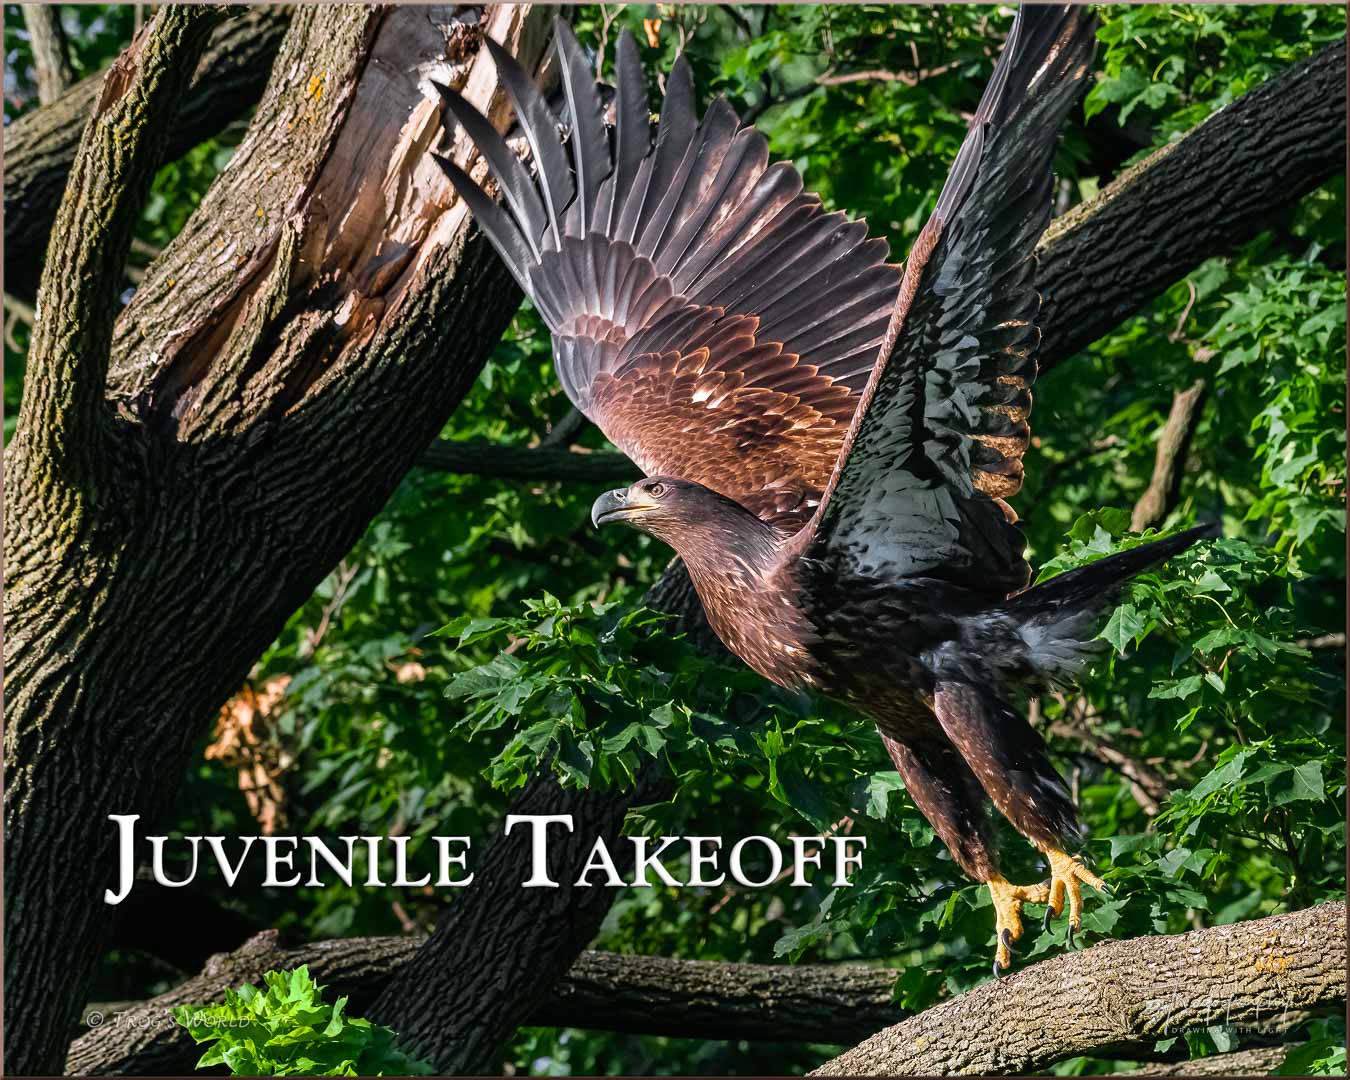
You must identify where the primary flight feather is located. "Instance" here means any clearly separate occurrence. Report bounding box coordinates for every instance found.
[435,6,1213,972]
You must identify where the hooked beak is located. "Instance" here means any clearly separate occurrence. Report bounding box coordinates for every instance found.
[591,488,655,528]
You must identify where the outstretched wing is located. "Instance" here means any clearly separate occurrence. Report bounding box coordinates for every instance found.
[435,19,900,526]
[801,6,1097,592]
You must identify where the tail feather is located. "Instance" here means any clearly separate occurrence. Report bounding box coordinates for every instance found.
[989,523,1218,688]
[1012,522,1218,616]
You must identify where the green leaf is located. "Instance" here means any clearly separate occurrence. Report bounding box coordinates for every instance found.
[1099,603,1147,654]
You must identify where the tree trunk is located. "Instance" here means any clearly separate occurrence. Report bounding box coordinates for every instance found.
[3,7,291,300]
[3,6,549,1073]
[22,4,76,105]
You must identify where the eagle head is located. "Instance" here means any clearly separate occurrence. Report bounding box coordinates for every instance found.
[591,476,705,535]
[590,476,773,554]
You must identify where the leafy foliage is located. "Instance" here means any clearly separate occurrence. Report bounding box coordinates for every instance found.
[171,966,432,1077]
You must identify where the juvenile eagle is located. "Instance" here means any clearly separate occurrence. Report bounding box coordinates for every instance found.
[436,6,1211,971]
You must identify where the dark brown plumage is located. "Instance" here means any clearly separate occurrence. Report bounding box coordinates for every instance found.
[436,6,1214,972]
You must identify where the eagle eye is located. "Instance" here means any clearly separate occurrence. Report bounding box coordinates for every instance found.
[647,481,666,498]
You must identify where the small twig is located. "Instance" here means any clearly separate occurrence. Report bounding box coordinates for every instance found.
[817,63,955,88]
[4,291,36,327]
[1168,279,1198,342]
[299,560,361,660]
[594,6,617,79]
[1048,717,1171,815]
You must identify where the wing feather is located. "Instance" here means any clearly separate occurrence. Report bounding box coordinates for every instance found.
[483,35,574,250]
[435,26,902,525]
[554,20,609,236]
[597,30,650,234]
[802,5,1097,594]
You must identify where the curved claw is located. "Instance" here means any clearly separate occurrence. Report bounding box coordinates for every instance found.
[988,876,1048,974]
[1067,921,1076,948]
[1043,903,1055,931]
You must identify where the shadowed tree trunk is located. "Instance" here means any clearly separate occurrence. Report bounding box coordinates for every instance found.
[1,7,1344,1075]
[3,5,551,1072]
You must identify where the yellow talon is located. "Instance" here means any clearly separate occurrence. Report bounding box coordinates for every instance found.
[1043,848,1108,934]
[987,875,1050,972]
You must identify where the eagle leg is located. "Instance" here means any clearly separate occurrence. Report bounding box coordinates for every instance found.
[1040,848,1109,943]
[987,875,1050,973]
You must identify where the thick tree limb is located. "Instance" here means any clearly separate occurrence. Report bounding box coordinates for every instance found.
[418,438,640,483]
[366,770,659,1072]
[67,903,1340,1077]
[811,901,1346,1076]
[1037,39,1346,373]
[22,5,76,105]
[8,5,223,499]
[3,7,290,300]
[540,949,903,1044]
[68,935,905,1074]
[76,933,878,1073]
[1125,1045,1289,1076]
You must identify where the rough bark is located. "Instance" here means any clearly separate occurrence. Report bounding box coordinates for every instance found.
[1124,1045,1290,1076]
[3,7,291,300]
[536,949,905,1045]
[6,16,229,1071]
[365,771,658,1072]
[1037,39,1346,373]
[418,437,641,483]
[811,901,1346,1076]
[4,6,550,1073]
[22,4,77,105]
[66,904,1341,1076]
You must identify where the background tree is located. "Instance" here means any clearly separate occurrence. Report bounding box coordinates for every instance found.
[4,3,1346,1076]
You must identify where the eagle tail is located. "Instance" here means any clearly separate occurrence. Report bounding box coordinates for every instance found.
[996,523,1219,686]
